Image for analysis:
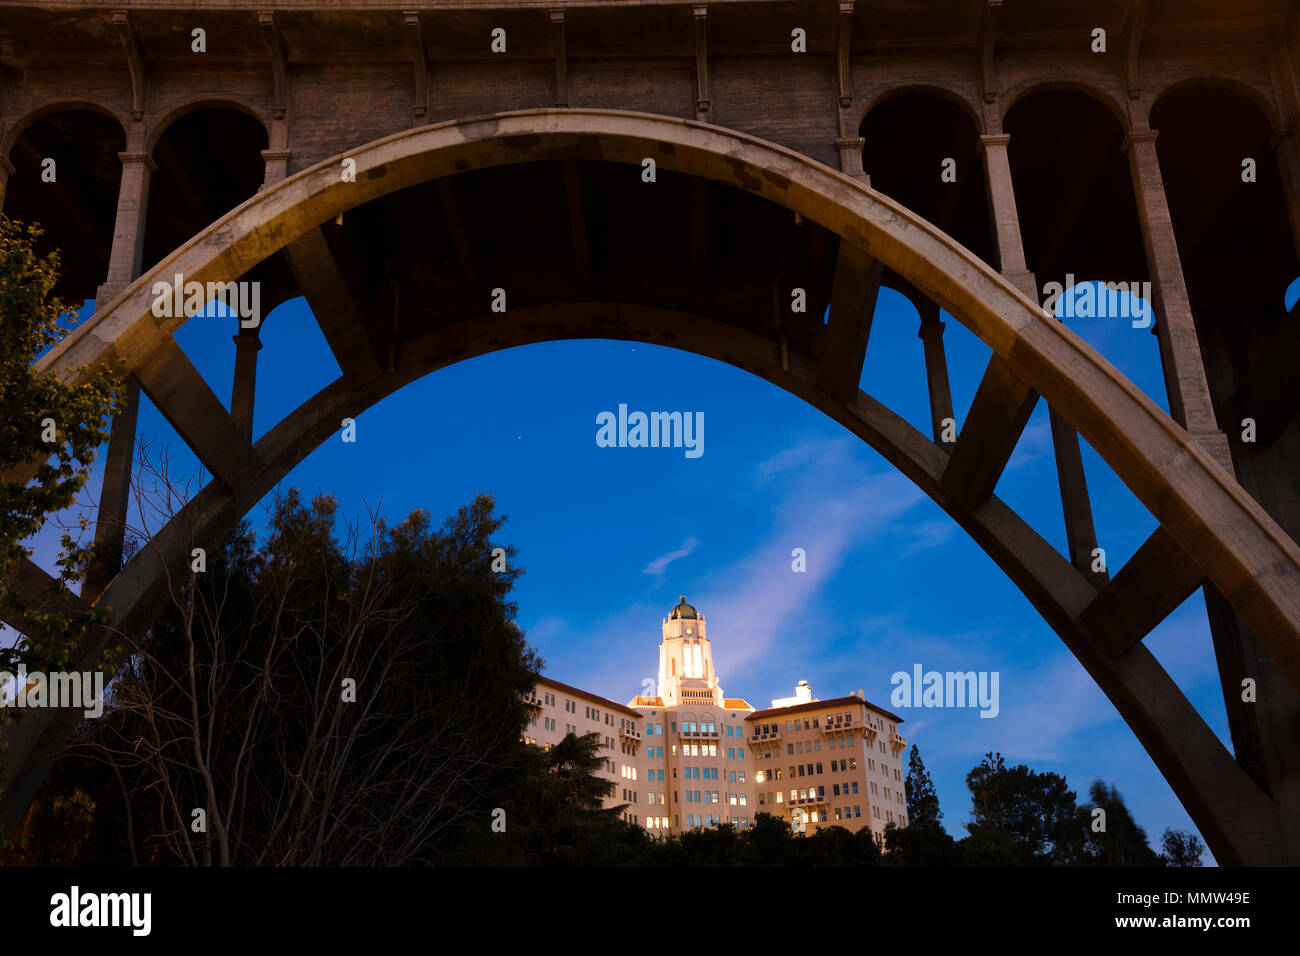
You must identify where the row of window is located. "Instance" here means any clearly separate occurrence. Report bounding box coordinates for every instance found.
[683,791,720,803]
[645,815,752,830]
[757,712,864,736]
[680,721,716,733]
[790,786,826,801]
[676,743,718,757]
[679,766,718,780]
[792,805,862,825]
[683,814,723,828]
[787,739,822,754]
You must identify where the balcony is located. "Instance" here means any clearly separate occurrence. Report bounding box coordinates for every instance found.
[523,695,542,710]
[889,733,906,752]
[620,726,642,740]
[749,729,781,742]
[679,727,719,738]
[788,794,828,807]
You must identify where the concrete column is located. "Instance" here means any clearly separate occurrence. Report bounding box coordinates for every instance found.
[95,147,155,305]
[261,116,291,189]
[1049,406,1106,583]
[1124,129,1232,469]
[87,134,153,598]
[978,133,1037,298]
[916,301,954,443]
[1270,127,1300,265]
[981,130,1104,581]
[230,327,261,439]
[82,377,140,603]
[0,155,14,207]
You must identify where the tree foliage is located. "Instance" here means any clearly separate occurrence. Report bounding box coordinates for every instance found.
[26,490,548,865]
[905,743,941,827]
[1082,781,1159,866]
[964,752,1087,865]
[1159,827,1205,867]
[0,212,122,672]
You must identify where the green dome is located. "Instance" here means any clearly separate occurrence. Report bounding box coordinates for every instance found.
[670,595,698,620]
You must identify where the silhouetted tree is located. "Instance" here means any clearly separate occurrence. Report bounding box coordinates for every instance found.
[1159,827,1205,867]
[964,752,1085,865]
[37,482,544,865]
[1082,781,1159,866]
[905,744,942,827]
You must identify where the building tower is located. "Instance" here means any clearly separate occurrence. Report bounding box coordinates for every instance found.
[657,596,725,708]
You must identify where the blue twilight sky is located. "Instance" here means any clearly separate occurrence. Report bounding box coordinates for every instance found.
[21,282,1232,862]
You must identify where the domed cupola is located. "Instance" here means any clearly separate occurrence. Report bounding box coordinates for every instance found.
[669,595,698,620]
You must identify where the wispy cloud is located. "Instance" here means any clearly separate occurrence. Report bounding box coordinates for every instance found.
[896,519,955,559]
[532,434,934,704]
[642,537,699,578]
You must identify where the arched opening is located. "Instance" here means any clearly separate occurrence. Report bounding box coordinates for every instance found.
[860,92,994,269]
[1003,90,1147,291]
[858,92,999,464]
[10,110,1300,866]
[143,107,268,270]
[2,109,125,302]
[144,106,296,417]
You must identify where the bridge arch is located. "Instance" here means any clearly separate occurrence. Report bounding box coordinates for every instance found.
[857,84,985,134]
[1147,75,1281,132]
[144,97,271,154]
[1,99,129,158]
[13,108,1300,864]
[999,78,1128,131]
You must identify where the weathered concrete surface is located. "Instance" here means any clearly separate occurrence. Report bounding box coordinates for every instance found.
[2,0,1299,863]
[2,109,1299,864]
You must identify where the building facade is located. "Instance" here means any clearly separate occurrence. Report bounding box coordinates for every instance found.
[525,596,908,840]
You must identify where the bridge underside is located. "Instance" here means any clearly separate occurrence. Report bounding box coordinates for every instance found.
[4,109,1300,864]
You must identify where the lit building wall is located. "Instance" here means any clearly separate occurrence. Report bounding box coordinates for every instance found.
[525,596,908,840]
